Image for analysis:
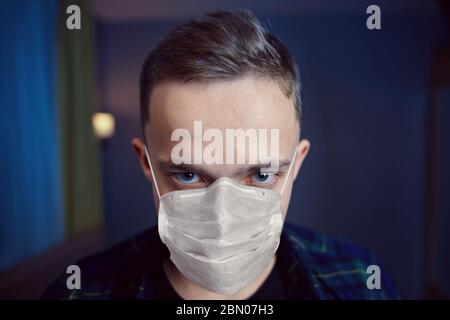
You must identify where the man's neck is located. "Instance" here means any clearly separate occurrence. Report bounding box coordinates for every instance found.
[162,255,276,300]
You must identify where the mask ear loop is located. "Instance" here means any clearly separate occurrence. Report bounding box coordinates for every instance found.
[144,146,161,199]
[280,144,300,196]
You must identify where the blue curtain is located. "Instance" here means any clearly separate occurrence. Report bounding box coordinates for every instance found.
[0,0,63,270]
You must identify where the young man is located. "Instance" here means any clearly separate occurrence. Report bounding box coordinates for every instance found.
[42,10,398,300]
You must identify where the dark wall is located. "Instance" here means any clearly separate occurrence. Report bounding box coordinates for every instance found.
[94,9,449,298]
[96,21,175,243]
[436,89,450,298]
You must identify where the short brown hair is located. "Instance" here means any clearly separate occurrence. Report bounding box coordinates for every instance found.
[139,10,301,135]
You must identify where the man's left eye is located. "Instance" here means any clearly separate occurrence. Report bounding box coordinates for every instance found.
[250,172,275,184]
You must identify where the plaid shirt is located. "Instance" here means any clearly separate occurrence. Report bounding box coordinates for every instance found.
[41,223,399,300]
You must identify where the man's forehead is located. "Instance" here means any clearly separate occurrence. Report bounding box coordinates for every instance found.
[148,77,299,135]
[146,78,300,172]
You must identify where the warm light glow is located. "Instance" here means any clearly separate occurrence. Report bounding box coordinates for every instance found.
[92,112,115,139]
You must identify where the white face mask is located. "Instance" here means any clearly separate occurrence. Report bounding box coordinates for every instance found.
[144,146,298,295]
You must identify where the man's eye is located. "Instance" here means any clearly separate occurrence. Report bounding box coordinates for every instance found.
[173,172,200,184]
[250,172,276,184]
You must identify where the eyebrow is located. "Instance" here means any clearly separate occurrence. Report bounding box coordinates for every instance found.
[158,159,292,180]
[159,162,216,181]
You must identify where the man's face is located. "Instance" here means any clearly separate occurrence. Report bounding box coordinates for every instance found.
[133,76,310,219]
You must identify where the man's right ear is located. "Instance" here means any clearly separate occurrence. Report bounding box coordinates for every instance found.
[131,138,153,182]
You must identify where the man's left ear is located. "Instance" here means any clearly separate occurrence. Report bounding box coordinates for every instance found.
[293,139,310,180]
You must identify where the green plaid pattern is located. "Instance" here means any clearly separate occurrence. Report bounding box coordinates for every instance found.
[41,223,399,300]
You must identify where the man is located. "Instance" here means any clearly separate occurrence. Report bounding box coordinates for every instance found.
[42,10,398,300]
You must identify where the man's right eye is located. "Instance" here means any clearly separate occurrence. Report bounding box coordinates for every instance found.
[173,172,200,184]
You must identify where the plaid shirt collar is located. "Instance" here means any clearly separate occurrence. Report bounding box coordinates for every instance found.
[43,223,399,300]
[278,223,399,300]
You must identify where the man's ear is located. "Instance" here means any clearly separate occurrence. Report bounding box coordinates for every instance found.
[293,139,310,180]
[131,138,153,182]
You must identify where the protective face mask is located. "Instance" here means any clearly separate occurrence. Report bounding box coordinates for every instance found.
[144,146,298,295]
